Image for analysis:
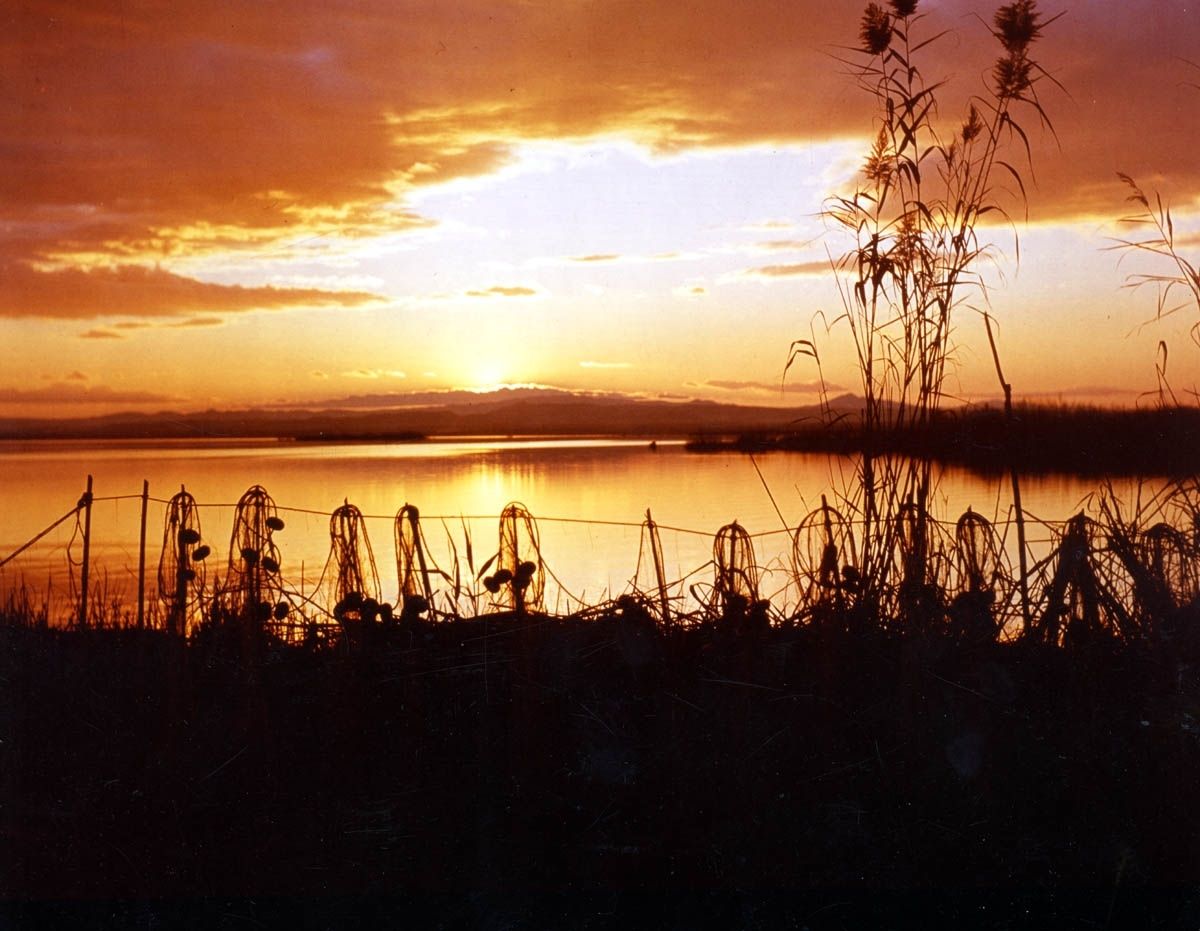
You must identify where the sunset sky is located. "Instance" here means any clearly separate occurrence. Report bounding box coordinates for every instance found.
[2,0,1198,417]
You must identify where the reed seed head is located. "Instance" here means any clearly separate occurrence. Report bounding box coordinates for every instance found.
[961,104,983,143]
[993,0,1042,54]
[889,0,917,16]
[864,127,893,184]
[860,4,892,55]
[993,54,1033,98]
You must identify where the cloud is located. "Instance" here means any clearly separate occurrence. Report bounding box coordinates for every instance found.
[744,220,796,231]
[744,261,831,279]
[757,239,816,251]
[79,329,124,340]
[0,261,382,320]
[0,382,176,405]
[341,369,407,379]
[559,250,704,270]
[466,285,538,298]
[702,379,840,394]
[579,360,632,369]
[2,0,1197,311]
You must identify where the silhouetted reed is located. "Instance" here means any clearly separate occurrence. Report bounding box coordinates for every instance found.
[789,0,1061,626]
[1114,166,1200,404]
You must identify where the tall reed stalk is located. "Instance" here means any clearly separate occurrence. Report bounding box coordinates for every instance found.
[803,0,1058,620]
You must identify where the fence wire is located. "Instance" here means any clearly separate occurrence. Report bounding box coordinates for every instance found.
[3,479,1199,648]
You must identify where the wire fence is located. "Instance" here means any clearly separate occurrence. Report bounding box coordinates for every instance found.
[2,475,1199,647]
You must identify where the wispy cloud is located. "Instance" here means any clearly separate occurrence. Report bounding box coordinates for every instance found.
[571,254,620,263]
[743,219,796,231]
[756,239,817,251]
[743,261,831,279]
[341,369,407,380]
[466,285,538,298]
[0,382,177,405]
[701,378,840,394]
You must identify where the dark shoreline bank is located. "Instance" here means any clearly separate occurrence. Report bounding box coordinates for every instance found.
[5,611,1200,916]
[686,404,1200,477]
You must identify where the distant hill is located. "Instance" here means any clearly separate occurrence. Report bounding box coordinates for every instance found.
[0,388,865,441]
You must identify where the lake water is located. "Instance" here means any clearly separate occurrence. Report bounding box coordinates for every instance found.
[0,438,1161,622]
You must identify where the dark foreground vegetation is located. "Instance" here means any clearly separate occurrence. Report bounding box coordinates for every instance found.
[5,605,1200,926]
[687,404,1200,477]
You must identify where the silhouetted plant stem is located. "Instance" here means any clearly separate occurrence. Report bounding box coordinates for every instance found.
[1114,168,1200,405]
[985,312,1032,633]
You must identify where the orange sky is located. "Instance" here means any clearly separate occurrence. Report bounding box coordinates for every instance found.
[2,0,1198,416]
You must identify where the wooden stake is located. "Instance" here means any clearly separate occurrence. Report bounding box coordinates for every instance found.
[136,479,149,629]
[173,485,188,638]
[79,474,93,629]
[408,506,434,606]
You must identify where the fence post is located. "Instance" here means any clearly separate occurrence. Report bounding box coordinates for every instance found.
[137,479,149,629]
[78,474,94,628]
[408,506,434,606]
[172,484,188,638]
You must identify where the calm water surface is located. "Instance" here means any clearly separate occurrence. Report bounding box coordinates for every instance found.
[0,438,1161,619]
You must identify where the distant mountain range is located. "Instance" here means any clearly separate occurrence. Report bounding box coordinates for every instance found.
[0,387,865,441]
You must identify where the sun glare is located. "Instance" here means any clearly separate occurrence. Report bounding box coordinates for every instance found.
[469,364,507,391]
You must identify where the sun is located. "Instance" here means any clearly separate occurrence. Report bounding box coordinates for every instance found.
[469,364,508,391]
